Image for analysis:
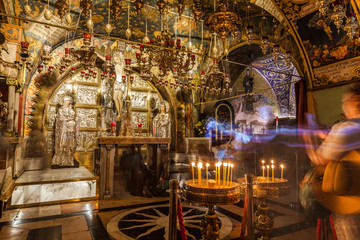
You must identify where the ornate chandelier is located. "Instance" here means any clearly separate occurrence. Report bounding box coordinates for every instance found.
[200,59,231,97]
[205,0,241,40]
[132,13,196,88]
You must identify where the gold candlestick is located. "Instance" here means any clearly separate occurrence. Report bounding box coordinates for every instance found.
[280,164,284,182]
[262,165,265,178]
[271,164,274,182]
[198,162,203,187]
[223,163,227,188]
[192,162,195,183]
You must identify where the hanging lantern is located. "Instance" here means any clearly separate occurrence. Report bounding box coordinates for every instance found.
[344,13,358,40]
[246,25,254,44]
[272,44,280,61]
[331,0,345,33]
[261,36,269,55]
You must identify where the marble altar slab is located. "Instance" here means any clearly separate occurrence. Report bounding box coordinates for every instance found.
[11,167,98,206]
[15,166,98,184]
[11,180,96,206]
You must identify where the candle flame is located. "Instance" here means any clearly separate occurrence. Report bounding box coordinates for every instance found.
[206,163,210,167]
[192,162,195,167]
[267,165,270,169]
[262,165,265,169]
[197,162,203,168]
[218,162,222,166]
[271,160,274,164]
[281,164,284,168]
[231,164,234,168]
[223,163,228,167]
[271,165,274,169]
[262,160,265,164]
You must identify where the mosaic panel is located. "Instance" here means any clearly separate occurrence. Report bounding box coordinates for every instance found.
[46,105,57,128]
[131,111,148,129]
[76,108,98,129]
[252,54,298,117]
[76,131,98,151]
[76,85,98,105]
[130,91,148,109]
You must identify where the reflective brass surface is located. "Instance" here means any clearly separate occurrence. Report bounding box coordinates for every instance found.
[238,177,289,240]
[184,180,241,240]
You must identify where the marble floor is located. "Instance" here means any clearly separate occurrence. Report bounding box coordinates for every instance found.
[0,195,326,240]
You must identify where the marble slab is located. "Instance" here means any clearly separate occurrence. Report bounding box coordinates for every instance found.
[15,166,98,184]
[11,180,96,205]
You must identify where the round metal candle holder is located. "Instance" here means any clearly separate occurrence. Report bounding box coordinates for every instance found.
[237,177,289,240]
[184,180,241,240]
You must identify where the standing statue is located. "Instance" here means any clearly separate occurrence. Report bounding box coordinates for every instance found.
[51,95,78,167]
[153,102,171,138]
[121,94,133,136]
[113,88,124,121]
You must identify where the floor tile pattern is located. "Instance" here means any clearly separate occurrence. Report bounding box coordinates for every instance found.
[0,196,320,240]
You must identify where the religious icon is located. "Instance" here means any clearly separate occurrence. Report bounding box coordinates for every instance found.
[51,94,78,167]
[153,101,171,138]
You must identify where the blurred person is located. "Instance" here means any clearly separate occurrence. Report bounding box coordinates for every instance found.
[304,83,360,239]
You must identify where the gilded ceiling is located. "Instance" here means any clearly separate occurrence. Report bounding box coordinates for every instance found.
[1,0,360,89]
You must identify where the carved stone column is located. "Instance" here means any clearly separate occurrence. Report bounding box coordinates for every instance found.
[6,78,17,132]
[99,143,115,199]
[14,87,21,133]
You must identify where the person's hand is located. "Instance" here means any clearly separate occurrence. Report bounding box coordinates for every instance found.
[315,130,328,140]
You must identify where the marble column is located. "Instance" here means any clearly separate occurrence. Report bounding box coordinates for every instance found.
[6,79,17,132]
[14,88,20,133]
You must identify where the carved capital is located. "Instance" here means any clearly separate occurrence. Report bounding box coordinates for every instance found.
[6,78,18,86]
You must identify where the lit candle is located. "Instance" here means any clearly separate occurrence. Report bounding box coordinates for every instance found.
[223,163,227,187]
[215,163,218,186]
[192,162,195,183]
[262,160,265,165]
[206,163,209,185]
[230,164,234,186]
[218,162,222,187]
[262,165,265,178]
[271,160,274,165]
[281,164,284,181]
[272,164,275,182]
[198,162,203,187]
[226,162,231,186]
[267,165,270,182]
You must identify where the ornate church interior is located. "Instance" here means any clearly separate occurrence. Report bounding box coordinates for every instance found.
[1,0,360,239]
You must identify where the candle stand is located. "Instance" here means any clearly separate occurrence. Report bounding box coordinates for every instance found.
[237,177,289,240]
[184,180,241,240]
